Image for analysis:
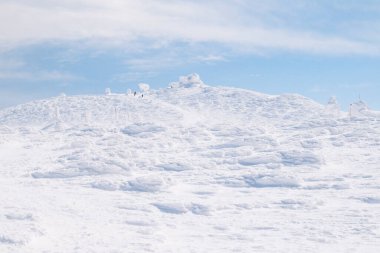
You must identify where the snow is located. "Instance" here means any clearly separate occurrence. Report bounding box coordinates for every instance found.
[243,174,301,188]
[121,175,170,192]
[121,123,166,136]
[350,100,370,119]
[138,83,150,93]
[1,74,380,252]
[170,73,205,88]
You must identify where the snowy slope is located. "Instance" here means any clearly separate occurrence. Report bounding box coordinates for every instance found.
[1,74,380,252]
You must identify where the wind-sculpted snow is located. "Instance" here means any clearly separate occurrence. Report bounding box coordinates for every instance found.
[244,174,301,188]
[120,175,171,192]
[1,76,380,252]
[121,123,166,136]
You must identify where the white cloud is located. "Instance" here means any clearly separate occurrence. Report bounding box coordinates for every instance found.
[0,0,379,55]
[110,71,158,83]
[0,70,80,81]
[124,56,181,71]
[0,59,25,69]
[194,55,226,63]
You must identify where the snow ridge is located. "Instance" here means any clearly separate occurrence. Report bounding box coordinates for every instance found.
[1,75,380,252]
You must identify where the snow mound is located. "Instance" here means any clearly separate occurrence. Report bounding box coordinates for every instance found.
[169,73,205,88]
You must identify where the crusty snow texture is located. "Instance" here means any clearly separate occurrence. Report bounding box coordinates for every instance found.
[1,75,380,252]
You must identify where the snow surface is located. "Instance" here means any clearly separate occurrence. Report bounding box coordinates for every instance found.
[1,74,380,252]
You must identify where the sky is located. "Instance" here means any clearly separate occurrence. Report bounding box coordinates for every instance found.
[0,0,380,110]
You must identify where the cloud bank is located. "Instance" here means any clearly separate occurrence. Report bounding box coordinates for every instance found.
[1,0,380,55]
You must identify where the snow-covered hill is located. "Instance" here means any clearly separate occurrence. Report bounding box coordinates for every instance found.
[1,74,380,252]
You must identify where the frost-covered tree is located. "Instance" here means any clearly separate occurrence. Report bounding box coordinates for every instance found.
[325,96,340,117]
[105,88,111,95]
[327,96,338,105]
[138,83,150,93]
[169,73,205,88]
[350,100,369,119]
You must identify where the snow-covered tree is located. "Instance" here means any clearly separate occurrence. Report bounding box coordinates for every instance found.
[105,88,111,95]
[169,73,205,88]
[350,100,369,119]
[325,96,340,117]
[327,96,338,105]
[138,83,150,93]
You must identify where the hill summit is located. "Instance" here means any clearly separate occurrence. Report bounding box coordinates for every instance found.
[0,74,380,252]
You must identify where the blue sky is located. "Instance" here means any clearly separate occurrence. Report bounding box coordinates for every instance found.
[0,0,380,110]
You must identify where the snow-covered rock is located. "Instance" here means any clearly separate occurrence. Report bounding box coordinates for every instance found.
[169,73,205,88]
[138,83,150,93]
